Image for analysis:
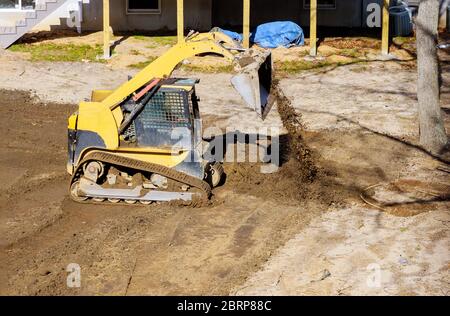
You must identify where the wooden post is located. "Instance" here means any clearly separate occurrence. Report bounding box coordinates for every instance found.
[310,0,317,56]
[177,0,184,43]
[381,0,389,55]
[103,0,110,59]
[243,0,250,48]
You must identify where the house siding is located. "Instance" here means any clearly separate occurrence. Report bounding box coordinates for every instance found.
[81,0,212,32]
[212,0,364,29]
[78,0,446,33]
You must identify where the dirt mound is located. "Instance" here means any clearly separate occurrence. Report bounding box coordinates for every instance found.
[224,160,306,201]
[220,81,342,206]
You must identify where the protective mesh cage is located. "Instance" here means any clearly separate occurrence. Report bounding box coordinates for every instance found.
[138,89,191,130]
[134,88,194,148]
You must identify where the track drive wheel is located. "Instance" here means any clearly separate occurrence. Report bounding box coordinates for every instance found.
[207,162,224,188]
[70,181,88,202]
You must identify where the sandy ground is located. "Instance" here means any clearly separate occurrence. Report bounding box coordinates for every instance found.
[0,41,449,295]
[234,205,450,296]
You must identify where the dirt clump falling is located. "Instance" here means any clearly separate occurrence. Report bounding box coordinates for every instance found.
[272,79,318,182]
[221,81,328,204]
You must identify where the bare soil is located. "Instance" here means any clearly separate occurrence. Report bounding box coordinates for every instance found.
[0,38,448,295]
[0,89,334,295]
[1,84,447,295]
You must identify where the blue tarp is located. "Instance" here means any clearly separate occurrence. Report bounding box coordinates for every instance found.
[251,21,304,48]
[218,21,304,49]
[219,29,243,43]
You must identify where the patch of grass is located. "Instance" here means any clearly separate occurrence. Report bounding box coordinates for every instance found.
[9,43,103,62]
[127,56,158,69]
[276,56,365,75]
[133,35,177,48]
[180,63,234,73]
[325,37,381,50]
[340,48,364,58]
[132,35,151,41]
[393,36,414,46]
[128,54,233,73]
[276,59,333,74]
[151,36,177,46]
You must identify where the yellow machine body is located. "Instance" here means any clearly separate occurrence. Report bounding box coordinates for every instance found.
[67,31,273,203]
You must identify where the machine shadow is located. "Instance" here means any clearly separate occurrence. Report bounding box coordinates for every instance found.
[202,131,291,167]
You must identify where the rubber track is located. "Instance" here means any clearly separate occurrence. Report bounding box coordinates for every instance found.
[70,150,211,203]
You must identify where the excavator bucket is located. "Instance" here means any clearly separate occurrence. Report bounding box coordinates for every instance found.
[231,50,274,120]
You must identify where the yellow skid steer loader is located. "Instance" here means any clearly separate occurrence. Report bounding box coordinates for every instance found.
[67,31,274,204]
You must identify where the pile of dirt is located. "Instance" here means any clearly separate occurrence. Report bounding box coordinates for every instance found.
[224,160,316,202]
[220,82,339,205]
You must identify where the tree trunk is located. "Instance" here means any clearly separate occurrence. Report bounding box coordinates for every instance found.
[416,0,448,154]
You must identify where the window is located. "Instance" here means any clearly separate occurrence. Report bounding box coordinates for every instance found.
[303,0,336,10]
[0,0,16,9]
[0,0,35,10]
[127,0,161,14]
[22,0,34,10]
